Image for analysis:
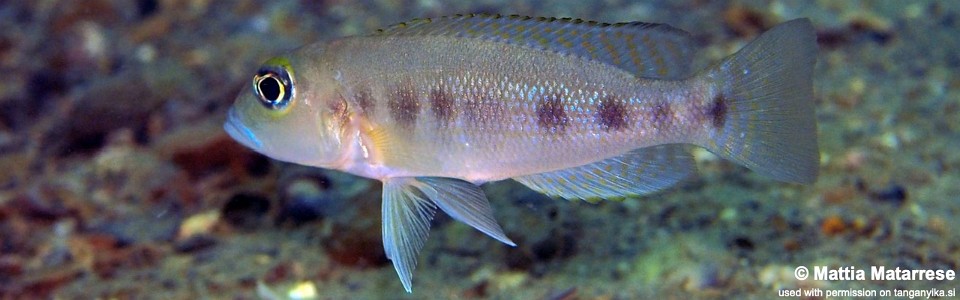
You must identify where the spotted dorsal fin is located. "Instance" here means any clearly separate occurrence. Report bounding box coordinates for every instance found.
[372,14,698,79]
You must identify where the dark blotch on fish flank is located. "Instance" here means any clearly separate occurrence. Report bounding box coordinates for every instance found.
[390,84,419,127]
[709,94,728,128]
[596,96,629,131]
[537,93,568,131]
[430,88,454,124]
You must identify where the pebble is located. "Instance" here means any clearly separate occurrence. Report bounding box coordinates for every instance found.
[870,183,907,205]
[276,177,331,225]
[821,215,846,236]
[178,210,220,240]
[174,235,218,253]
[221,193,271,230]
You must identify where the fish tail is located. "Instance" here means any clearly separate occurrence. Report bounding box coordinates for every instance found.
[702,19,819,183]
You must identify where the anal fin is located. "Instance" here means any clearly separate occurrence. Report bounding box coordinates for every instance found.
[513,144,694,201]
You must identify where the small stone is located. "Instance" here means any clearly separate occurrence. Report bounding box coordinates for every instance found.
[492,271,528,291]
[287,281,317,300]
[174,235,217,253]
[927,216,947,235]
[877,131,900,150]
[221,193,271,230]
[870,184,907,205]
[821,215,846,236]
[822,186,856,204]
[324,222,388,268]
[782,239,801,252]
[730,236,754,251]
[841,149,866,171]
[848,77,866,96]
[904,3,924,18]
[722,5,768,38]
[135,44,157,63]
[0,255,23,278]
[681,263,729,293]
[719,207,737,222]
[178,210,219,240]
[276,176,333,226]
[532,229,577,261]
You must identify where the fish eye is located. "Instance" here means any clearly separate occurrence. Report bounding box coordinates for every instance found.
[253,65,294,110]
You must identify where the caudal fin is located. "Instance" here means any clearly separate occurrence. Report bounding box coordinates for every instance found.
[705,19,819,183]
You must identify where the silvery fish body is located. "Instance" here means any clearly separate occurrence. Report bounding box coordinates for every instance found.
[224,15,818,292]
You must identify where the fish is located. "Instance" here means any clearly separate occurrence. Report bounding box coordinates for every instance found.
[224,14,818,292]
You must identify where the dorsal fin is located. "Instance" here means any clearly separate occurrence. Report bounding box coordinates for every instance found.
[372,14,698,79]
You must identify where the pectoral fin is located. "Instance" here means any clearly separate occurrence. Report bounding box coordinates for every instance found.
[513,144,694,201]
[381,177,513,293]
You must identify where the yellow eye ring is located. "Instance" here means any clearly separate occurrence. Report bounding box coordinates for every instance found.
[253,64,294,110]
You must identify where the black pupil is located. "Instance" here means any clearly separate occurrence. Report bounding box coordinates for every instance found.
[258,76,282,101]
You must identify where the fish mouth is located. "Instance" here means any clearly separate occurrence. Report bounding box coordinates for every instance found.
[224,107,264,150]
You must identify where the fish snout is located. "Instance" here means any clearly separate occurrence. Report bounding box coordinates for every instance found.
[224,107,264,150]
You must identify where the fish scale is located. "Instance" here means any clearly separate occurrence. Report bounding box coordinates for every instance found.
[224,15,818,292]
